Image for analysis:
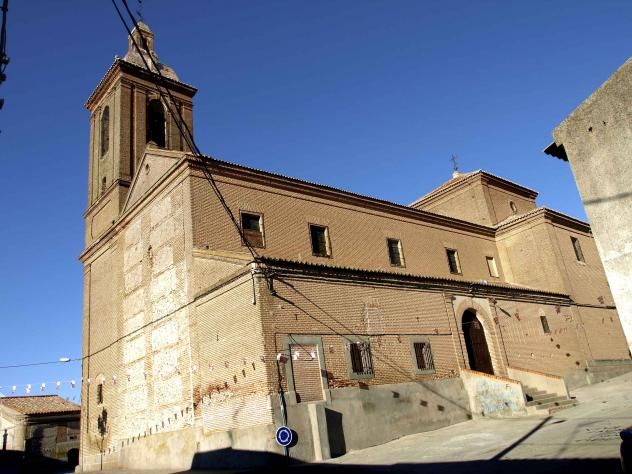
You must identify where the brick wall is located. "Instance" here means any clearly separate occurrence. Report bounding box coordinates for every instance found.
[191,273,274,433]
[81,178,194,460]
[189,173,503,283]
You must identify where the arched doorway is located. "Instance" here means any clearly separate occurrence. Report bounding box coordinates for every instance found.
[462,309,494,375]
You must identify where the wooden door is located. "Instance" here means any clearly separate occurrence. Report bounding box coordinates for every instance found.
[463,312,494,375]
[290,344,324,403]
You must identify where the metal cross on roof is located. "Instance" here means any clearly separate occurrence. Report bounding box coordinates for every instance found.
[136,0,143,22]
[450,154,459,172]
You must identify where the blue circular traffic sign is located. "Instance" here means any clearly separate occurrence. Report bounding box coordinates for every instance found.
[275,426,293,447]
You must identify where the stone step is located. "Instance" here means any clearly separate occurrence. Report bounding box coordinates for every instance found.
[526,395,567,406]
[525,391,548,400]
[524,388,548,396]
[529,392,565,401]
[527,391,556,400]
[548,400,579,414]
[532,398,577,413]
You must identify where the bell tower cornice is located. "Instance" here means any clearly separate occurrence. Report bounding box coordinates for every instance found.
[85,59,197,111]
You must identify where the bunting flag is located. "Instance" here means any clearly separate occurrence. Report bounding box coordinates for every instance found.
[1,354,271,397]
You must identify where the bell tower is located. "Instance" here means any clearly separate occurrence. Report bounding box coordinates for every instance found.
[84,22,197,244]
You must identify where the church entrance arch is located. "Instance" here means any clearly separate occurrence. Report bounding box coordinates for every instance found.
[462,309,494,375]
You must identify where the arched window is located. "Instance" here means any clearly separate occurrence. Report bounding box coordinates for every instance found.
[146,99,166,147]
[100,106,110,157]
[101,176,107,194]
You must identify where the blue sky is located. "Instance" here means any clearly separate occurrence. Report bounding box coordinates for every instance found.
[1,0,631,400]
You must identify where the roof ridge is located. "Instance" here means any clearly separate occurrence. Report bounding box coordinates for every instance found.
[409,170,480,207]
[410,169,539,208]
[0,394,58,399]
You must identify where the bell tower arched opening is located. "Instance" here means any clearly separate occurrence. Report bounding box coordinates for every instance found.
[146,99,166,147]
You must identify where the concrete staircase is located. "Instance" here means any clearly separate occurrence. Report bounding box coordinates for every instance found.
[523,385,577,414]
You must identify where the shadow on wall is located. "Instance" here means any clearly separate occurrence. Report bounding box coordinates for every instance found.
[0,449,75,474]
[178,448,620,473]
[274,278,471,415]
[325,408,346,458]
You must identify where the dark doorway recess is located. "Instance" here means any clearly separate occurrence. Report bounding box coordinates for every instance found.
[463,310,494,375]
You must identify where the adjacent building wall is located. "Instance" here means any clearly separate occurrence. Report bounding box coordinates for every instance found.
[551,57,632,352]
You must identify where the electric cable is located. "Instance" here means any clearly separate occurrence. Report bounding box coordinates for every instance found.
[110,0,259,263]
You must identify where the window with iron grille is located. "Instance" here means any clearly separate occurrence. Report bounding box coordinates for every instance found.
[310,224,331,257]
[413,342,435,371]
[446,248,461,274]
[387,238,404,266]
[348,342,373,376]
[241,212,264,248]
[540,315,551,334]
[97,383,103,405]
[570,236,585,263]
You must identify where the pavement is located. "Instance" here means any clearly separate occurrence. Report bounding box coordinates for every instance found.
[316,370,632,472]
[81,371,632,473]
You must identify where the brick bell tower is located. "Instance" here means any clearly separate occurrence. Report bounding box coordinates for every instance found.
[84,22,197,245]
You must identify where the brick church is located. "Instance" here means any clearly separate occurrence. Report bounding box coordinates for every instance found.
[78,22,631,471]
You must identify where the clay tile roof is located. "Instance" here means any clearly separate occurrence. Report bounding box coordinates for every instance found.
[259,256,570,297]
[0,395,80,415]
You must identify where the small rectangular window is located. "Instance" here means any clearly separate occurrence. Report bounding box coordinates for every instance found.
[446,249,461,274]
[571,236,585,263]
[413,342,435,371]
[97,384,103,405]
[349,342,373,376]
[241,212,264,248]
[310,224,331,257]
[486,256,499,277]
[540,315,551,334]
[387,238,404,266]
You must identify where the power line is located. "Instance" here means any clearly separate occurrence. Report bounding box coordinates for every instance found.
[110,0,259,263]
[0,358,80,370]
